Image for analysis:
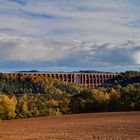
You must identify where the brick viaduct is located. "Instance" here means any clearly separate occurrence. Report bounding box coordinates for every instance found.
[8,72,118,87]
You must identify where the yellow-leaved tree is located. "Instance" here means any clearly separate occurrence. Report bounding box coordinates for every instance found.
[0,94,17,120]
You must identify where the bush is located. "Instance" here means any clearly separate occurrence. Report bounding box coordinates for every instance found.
[46,99,62,116]
[69,89,111,113]
[108,88,121,111]
[16,94,48,118]
[0,94,17,120]
[59,98,70,114]
[118,84,140,111]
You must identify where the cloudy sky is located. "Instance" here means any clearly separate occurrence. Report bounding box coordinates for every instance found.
[0,0,140,72]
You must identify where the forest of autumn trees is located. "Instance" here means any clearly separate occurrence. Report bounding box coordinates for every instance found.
[0,71,140,120]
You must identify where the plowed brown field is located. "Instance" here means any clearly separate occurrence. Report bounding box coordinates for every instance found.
[0,112,140,140]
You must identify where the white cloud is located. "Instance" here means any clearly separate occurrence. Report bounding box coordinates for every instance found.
[0,34,79,62]
[0,0,140,41]
[0,34,139,69]
[133,51,140,64]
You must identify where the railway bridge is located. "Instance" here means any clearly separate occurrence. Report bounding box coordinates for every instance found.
[8,71,118,87]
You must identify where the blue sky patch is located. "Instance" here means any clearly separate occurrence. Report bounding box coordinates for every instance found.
[8,0,27,5]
